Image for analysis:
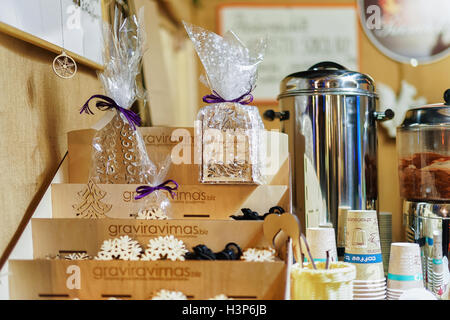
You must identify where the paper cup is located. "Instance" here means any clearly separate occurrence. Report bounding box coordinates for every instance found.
[354,292,386,299]
[353,287,385,293]
[355,296,386,300]
[432,231,444,274]
[387,243,424,290]
[305,227,338,262]
[353,278,386,285]
[387,293,402,298]
[387,289,403,294]
[353,288,385,295]
[337,206,350,249]
[353,285,386,292]
[345,210,384,281]
[354,283,386,288]
[398,288,438,300]
[387,290,403,296]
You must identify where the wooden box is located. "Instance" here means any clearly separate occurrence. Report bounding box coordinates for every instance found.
[67,127,289,186]
[58,127,290,219]
[9,218,291,300]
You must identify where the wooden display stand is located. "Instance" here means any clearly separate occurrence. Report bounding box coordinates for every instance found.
[66,127,289,185]
[9,260,287,300]
[9,219,291,300]
[52,183,289,220]
[8,127,294,300]
[53,127,290,219]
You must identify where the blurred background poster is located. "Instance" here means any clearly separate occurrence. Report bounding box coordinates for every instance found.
[359,0,450,65]
[218,4,359,103]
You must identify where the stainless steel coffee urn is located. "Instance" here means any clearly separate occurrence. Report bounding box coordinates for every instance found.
[265,61,393,251]
[398,89,450,298]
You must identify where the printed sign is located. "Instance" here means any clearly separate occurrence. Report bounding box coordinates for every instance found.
[218,4,359,102]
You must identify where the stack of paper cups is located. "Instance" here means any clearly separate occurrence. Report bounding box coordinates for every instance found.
[337,206,350,261]
[387,243,424,300]
[379,212,392,275]
[345,210,386,300]
[424,219,439,289]
[431,231,444,297]
[305,227,338,263]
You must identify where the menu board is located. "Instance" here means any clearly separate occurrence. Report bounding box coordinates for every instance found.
[218,5,359,102]
[0,0,103,66]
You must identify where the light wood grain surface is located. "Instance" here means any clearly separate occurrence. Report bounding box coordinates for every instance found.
[0,31,103,267]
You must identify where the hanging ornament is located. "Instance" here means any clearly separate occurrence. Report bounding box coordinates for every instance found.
[53,51,77,79]
[53,0,78,79]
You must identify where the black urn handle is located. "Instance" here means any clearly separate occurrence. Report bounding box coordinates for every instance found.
[373,109,395,121]
[444,89,450,105]
[263,110,290,121]
[308,61,347,71]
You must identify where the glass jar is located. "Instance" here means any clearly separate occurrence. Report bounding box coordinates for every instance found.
[397,90,450,202]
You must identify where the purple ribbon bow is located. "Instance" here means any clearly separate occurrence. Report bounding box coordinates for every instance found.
[134,180,179,200]
[80,94,141,130]
[202,90,254,105]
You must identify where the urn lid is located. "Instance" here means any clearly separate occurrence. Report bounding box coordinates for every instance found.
[278,61,377,99]
[399,89,450,129]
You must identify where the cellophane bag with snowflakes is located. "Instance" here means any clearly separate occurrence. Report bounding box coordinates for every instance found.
[133,147,176,220]
[183,22,266,184]
[82,8,155,185]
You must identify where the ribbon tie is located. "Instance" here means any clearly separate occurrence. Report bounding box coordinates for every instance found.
[80,94,141,130]
[134,180,179,200]
[202,90,253,105]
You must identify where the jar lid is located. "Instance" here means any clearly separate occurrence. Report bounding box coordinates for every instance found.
[399,89,450,129]
[277,61,376,99]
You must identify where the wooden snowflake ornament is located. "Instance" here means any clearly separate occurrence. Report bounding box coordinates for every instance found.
[151,289,187,300]
[141,235,188,261]
[53,51,77,79]
[64,253,91,260]
[45,252,91,260]
[241,247,276,262]
[209,294,233,300]
[135,208,168,220]
[95,235,143,261]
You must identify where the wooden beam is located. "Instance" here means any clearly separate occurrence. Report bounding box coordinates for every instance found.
[0,22,103,71]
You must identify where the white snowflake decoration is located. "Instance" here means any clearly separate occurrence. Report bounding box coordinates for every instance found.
[46,253,91,260]
[241,247,276,262]
[141,235,188,261]
[95,235,143,261]
[151,289,187,300]
[45,254,61,260]
[135,208,168,220]
[64,253,91,260]
[209,294,233,300]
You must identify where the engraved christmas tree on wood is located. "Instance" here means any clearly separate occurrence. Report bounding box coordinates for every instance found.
[72,179,112,218]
